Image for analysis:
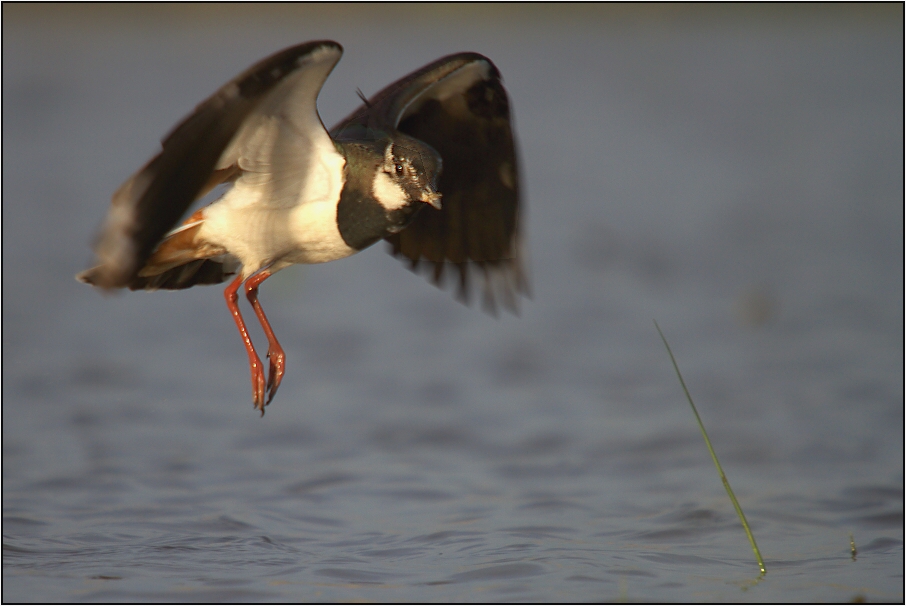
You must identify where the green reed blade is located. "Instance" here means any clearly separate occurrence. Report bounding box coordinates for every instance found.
[654,321,766,575]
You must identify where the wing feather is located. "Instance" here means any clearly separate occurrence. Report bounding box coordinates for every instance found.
[331,53,527,313]
[79,41,343,289]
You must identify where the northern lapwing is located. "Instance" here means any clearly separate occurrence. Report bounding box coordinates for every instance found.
[78,41,526,414]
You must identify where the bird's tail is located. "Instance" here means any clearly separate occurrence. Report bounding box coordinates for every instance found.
[77,210,237,291]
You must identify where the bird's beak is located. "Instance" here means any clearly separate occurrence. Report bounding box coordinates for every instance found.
[422,190,442,210]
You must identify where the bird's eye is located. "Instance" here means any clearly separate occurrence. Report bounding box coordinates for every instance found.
[394,163,404,177]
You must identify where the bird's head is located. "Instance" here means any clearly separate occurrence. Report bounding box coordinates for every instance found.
[379,136,442,211]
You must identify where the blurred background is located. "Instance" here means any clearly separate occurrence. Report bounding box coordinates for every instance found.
[3,4,902,602]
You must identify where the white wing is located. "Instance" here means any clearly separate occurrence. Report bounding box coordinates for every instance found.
[79,41,344,288]
[218,44,345,209]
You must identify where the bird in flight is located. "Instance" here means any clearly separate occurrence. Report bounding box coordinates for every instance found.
[78,41,526,415]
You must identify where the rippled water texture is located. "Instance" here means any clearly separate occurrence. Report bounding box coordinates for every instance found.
[3,5,903,602]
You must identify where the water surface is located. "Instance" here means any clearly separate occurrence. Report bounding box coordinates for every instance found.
[3,5,903,602]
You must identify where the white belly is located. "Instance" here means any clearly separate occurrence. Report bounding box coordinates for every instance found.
[287,199,359,264]
[199,191,357,277]
[196,134,358,276]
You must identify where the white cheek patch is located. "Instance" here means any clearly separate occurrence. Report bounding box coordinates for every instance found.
[372,170,409,210]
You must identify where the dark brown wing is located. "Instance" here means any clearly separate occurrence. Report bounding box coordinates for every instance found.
[331,53,526,314]
[78,41,343,289]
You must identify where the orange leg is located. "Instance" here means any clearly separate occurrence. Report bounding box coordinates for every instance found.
[224,274,267,414]
[244,269,286,406]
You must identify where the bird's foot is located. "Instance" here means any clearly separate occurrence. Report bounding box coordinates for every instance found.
[249,356,268,415]
[265,347,286,405]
